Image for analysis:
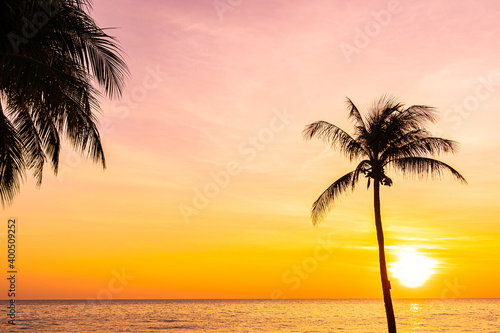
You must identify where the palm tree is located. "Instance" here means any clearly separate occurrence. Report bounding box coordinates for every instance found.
[303,96,466,333]
[0,0,128,205]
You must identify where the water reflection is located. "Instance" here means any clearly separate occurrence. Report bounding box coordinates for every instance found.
[408,302,423,332]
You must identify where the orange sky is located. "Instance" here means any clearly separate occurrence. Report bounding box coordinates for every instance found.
[1,0,500,300]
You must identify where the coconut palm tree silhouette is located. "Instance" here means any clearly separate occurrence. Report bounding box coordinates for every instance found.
[0,0,129,205]
[303,96,467,333]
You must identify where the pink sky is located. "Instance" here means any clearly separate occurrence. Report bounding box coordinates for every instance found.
[2,0,500,299]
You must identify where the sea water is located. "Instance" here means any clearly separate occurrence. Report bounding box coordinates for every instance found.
[0,299,498,332]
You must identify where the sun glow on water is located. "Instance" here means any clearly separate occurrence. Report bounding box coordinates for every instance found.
[390,247,437,288]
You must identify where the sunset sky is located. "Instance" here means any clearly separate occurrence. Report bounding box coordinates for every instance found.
[2,0,500,300]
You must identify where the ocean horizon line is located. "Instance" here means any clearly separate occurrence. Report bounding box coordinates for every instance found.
[1,297,498,302]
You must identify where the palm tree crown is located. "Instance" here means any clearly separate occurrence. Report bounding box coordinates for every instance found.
[0,0,129,205]
[303,96,467,224]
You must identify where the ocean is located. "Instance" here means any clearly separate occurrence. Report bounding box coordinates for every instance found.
[1,299,498,332]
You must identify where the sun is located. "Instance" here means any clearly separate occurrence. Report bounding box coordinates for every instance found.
[390,247,436,288]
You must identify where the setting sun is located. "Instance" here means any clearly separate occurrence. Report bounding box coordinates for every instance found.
[390,248,437,288]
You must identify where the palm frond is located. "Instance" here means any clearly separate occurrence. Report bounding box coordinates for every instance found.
[380,128,429,153]
[381,137,458,164]
[390,157,467,184]
[37,117,61,174]
[311,168,364,225]
[303,121,365,160]
[403,105,438,124]
[365,95,402,128]
[52,89,106,168]
[50,10,129,98]
[6,100,46,186]
[80,30,129,98]
[346,97,366,128]
[0,109,25,206]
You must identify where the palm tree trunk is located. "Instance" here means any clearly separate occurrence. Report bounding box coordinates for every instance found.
[374,179,397,333]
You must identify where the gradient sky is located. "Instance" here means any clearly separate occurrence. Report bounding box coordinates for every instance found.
[2,0,500,300]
